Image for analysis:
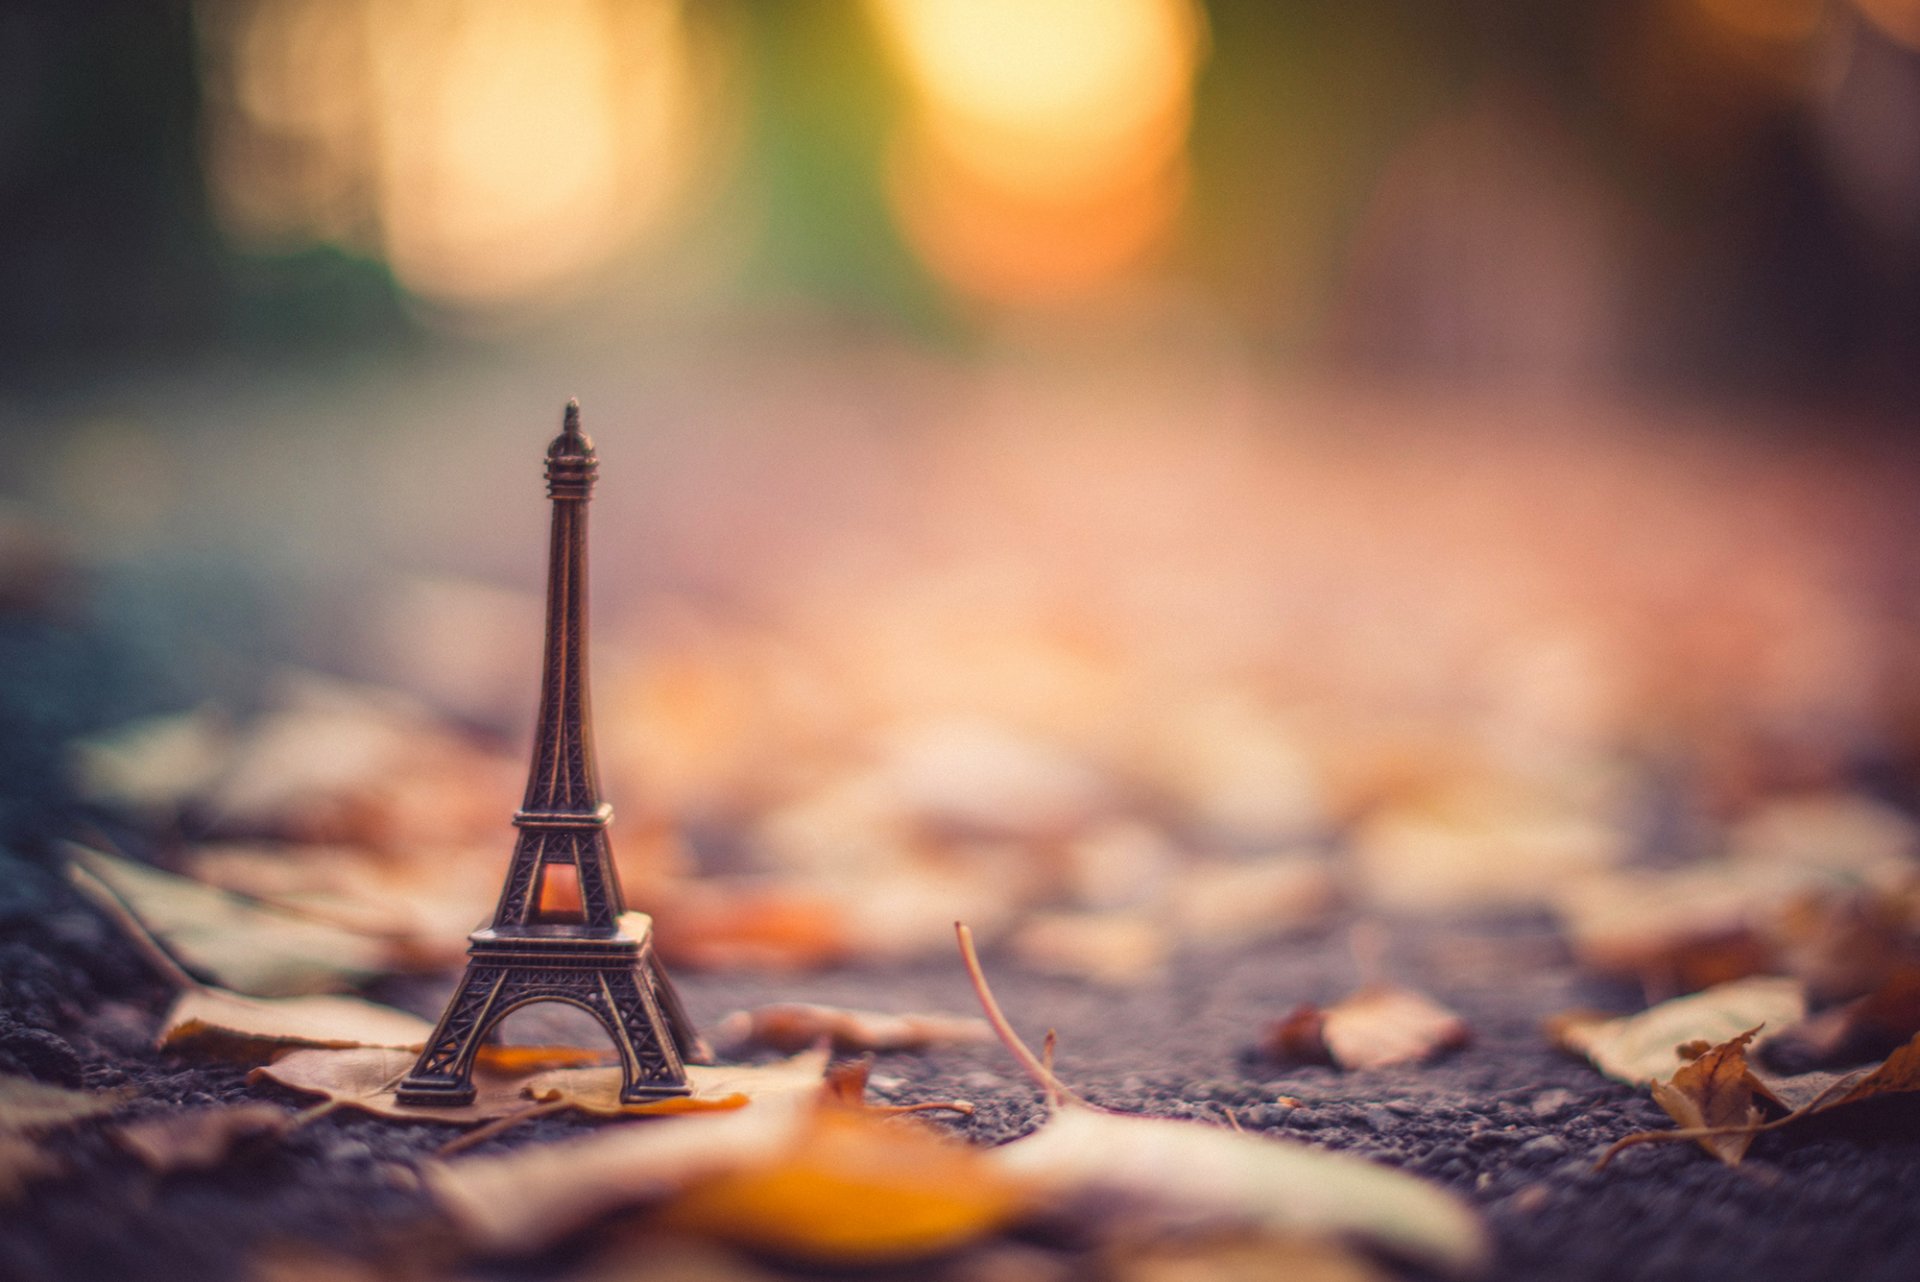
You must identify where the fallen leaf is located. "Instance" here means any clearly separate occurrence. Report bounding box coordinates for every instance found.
[111,1103,295,1172]
[0,1073,132,1201]
[1649,1029,1768,1165]
[1552,866,1780,997]
[159,987,436,1062]
[1767,965,1920,1068]
[69,843,438,1064]
[254,1046,831,1126]
[428,1055,1001,1261]
[1602,1023,1920,1167]
[1264,985,1470,1071]
[1548,976,1805,1085]
[957,927,1488,1276]
[655,1098,1020,1262]
[68,843,398,996]
[712,1003,991,1055]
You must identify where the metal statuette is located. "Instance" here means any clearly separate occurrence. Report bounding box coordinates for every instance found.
[398,400,706,1106]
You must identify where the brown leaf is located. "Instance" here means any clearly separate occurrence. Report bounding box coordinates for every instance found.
[713,1003,991,1055]
[1549,976,1805,1085]
[253,1046,830,1126]
[159,986,436,1063]
[1767,965,1920,1067]
[111,1103,295,1172]
[1264,985,1470,1072]
[1649,1029,1768,1166]
[428,1057,1004,1261]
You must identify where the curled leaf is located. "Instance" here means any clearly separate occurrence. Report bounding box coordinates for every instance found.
[1648,1029,1768,1166]
[1264,985,1470,1071]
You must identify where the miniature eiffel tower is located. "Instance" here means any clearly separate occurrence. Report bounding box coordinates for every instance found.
[398,400,704,1106]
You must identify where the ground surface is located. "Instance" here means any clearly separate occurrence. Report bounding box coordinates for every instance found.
[6,573,1920,1282]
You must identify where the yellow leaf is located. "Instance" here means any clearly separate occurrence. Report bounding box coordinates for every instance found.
[1549,976,1805,1085]
[658,1104,1021,1262]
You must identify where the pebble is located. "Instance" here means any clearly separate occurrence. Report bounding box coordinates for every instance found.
[1530,1088,1577,1119]
[1521,1134,1570,1159]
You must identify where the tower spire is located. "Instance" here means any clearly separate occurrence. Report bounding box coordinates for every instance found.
[398,401,704,1107]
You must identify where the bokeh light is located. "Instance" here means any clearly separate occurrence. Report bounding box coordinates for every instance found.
[196,0,724,314]
[869,0,1206,303]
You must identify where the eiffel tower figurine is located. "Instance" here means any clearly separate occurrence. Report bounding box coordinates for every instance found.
[398,400,705,1106]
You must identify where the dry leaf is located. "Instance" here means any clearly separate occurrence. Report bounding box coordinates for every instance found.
[428,1056,997,1260]
[655,1098,1021,1262]
[158,986,435,1062]
[254,1046,830,1126]
[0,1073,132,1201]
[1549,976,1805,1085]
[1649,1029,1768,1166]
[1602,1020,1920,1167]
[713,1003,991,1055]
[111,1103,295,1172]
[1767,965,1920,1067]
[956,927,1488,1276]
[1265,985,1470,1071]
[68,843,398,996]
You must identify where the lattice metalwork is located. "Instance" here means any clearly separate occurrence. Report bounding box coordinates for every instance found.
[397,402,703,1107]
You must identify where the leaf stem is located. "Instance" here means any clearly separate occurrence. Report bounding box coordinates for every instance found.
[954,922,1083,1111]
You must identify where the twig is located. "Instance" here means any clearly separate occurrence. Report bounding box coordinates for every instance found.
[954,922,1086,1110]
[437,1101,569,1156]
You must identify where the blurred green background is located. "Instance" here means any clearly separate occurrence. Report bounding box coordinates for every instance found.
[1,0,1914,402]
